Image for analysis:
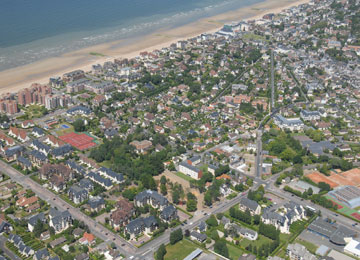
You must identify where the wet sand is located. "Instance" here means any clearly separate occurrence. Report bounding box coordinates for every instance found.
[0,0,310,95]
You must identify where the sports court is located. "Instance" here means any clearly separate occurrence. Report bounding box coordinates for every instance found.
[59,132,97,150]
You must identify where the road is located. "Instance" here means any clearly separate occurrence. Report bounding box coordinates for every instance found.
[0,235,21,260]
[0,160,136,258]
[270,49,275,111]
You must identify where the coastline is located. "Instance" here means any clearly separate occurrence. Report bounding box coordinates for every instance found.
[0,0,310,96]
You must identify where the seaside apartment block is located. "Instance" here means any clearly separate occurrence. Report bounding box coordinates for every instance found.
[0,97,18,115]
[17,83,52,107]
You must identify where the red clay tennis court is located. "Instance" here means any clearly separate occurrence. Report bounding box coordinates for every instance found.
[59,132,97,151]
[351,213,360,221]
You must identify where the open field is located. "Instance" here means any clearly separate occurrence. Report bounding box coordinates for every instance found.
[164,239,198,260]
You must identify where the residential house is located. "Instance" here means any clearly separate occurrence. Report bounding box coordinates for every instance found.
[286,243,317,260]
[130,140,153,154]
[33,248,50,260]
[300,110,321,121]
[49,175,66,192]
[2,145,24,162]
[8,127,29,142]
[87,172,112,189]
[261,210,290,234]
[29,150,48,167]
[68,185,88,204]
[190,231,207,243]
[49,208,72,234]
[87,196,105,212]
[134,190,169,210]
[125,216,158,239]
[17,156,32,171]
[98,167,124,184]
[159,205,178,223]
[239,197,261,216]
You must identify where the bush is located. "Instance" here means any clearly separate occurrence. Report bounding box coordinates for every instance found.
[169,229,183,245]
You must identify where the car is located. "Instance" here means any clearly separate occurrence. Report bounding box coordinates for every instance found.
[291,194,294,197]
[105,233,108,235]
[204,213,207,215]
[121,244,125,246]
[53,198,56,200]
[113,238,116,241]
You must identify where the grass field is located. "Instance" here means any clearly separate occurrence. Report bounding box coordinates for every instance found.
[54,124,75,136]
[294,238,318,254]
[239,234,272,249]
[23,104,47,119]
[164,239,198,260]
[173,171,194,182]
[227,243,244,260]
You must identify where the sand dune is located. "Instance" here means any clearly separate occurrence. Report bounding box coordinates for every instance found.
[0,0,310,95]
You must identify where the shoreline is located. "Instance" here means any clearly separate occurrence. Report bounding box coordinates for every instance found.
[0,0,310,96]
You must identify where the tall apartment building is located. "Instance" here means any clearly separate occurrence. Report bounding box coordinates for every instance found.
[44,94,71,110]
[17,83,52,106]
[0,93,19,115]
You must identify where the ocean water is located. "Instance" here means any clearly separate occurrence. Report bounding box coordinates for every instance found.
[0,0,263,71]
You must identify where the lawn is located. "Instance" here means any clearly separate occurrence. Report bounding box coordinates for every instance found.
[54,124,75,136]
[164,239,198,260]
[23,104,47,119]
[173,171,194,182]
[239,234,272,249]
[227,243,244,260]
[294,238,318,254]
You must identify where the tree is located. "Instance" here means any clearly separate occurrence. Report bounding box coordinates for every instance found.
[206,215,218,227]
[170,229,183,245]
[253,215,261,225]
[204,191,212,206]
[172,190,180,204]
[318,182,331,192]
[155,244,167,260]
[307,187,313,196]
[160,176,167,185]
[160,183,167,195]
[33,219,45,238]
[186,199,197,212]
[73,118,86,132]
[140,174,157,190]
[122,188,137,201]
[214,240,229,258]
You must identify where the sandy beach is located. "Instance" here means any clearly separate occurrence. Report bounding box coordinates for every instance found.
[0,0,310,95]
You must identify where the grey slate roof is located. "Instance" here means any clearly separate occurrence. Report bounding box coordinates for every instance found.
[51,144,72,157]
[17,156,31,167]
[190,231,207,242]
[160,205,177,220]
[135,190,168,206]
[240,197,259,212]
[30,150,47,161]
[28,212,46,227]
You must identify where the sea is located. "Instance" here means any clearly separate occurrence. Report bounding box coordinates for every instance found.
[0,0,263,72]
